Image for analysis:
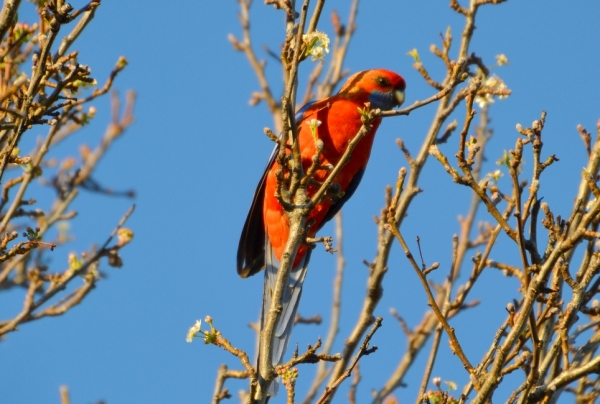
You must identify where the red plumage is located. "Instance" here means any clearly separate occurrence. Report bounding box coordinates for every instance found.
[237,69,406,397]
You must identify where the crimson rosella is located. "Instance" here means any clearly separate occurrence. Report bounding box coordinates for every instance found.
[237,69,406,395]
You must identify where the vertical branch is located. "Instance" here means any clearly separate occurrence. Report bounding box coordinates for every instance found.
[256,1,311,399]
[307,0,325,34]
[452,106,490,278]
[284,0,309,197]
[0,0,21,42]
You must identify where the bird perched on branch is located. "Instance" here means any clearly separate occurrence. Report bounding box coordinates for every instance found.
[237,69,406,396]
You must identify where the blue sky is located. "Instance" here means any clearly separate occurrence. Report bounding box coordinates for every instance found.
[1,1,600,403]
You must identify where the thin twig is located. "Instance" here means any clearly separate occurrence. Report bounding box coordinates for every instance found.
[315,317,382,404]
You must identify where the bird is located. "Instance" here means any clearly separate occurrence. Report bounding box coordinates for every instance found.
[237,69,406,396]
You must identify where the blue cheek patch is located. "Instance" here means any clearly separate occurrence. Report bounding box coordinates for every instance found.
[368,90,397,110]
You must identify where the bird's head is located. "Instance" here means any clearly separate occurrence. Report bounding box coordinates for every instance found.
[339,69,406,111]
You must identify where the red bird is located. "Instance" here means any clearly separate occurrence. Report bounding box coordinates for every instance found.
[237,69,405,395]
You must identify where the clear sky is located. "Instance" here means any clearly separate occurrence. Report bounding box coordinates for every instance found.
[1,1,600,403]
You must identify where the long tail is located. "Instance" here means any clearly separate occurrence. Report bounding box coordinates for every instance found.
[259,239,311,397]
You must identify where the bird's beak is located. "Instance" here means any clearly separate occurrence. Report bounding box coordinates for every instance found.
[394,89,405,107]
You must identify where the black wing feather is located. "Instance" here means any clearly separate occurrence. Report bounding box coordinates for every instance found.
[237,151,275,278]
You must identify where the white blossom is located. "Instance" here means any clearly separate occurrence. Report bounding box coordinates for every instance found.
[186,320,201,343]
[303,31,330,62]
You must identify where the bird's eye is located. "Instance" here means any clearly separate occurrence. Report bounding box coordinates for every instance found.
[376,77,391,87]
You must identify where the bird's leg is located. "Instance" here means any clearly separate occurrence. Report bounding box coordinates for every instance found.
[304,218,317,245]
[326,182,345,203]
[305,178,323,187]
